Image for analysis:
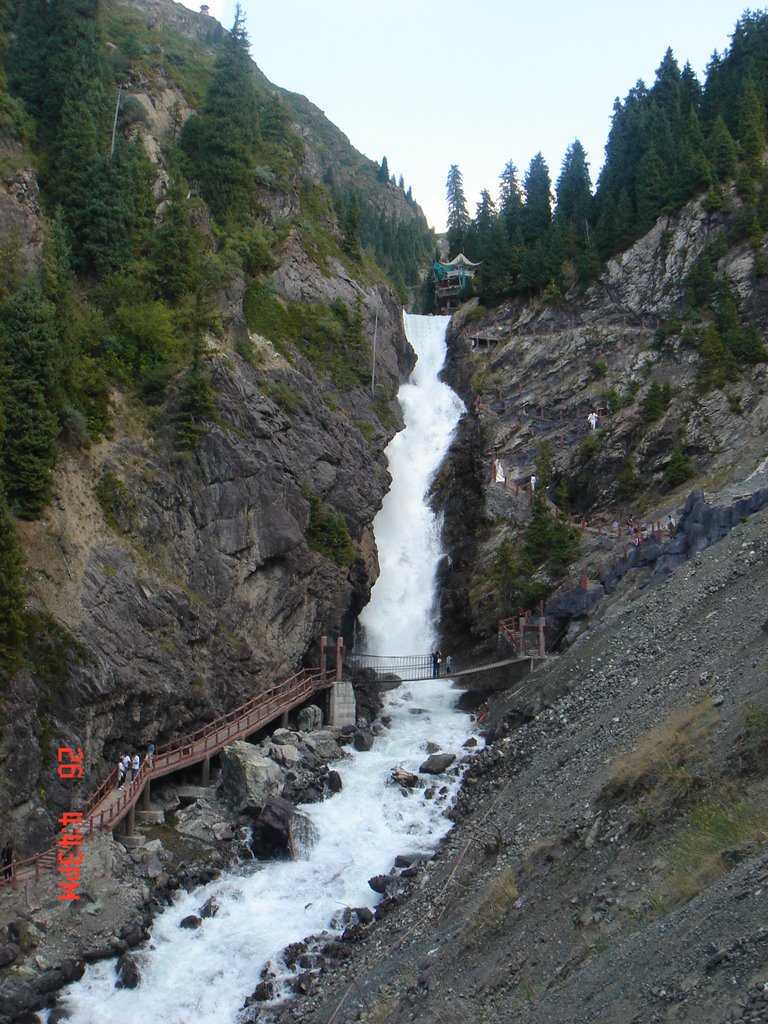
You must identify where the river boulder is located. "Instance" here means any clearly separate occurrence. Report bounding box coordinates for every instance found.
[250,795,317,859]
[218,741,285,813]
[419,752,456,774]
[296,704,324,732]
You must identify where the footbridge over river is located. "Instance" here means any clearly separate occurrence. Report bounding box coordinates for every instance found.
[0,630,546,895]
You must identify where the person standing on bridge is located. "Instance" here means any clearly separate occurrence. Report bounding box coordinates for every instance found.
[1,840,13,879]
[131,752,140,783]
[445,654,453,675]
[117,754,130,790]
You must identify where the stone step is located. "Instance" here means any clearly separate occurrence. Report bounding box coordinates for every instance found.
[175,785,218,800]
[136,809,165,825]
[118,834,146,850]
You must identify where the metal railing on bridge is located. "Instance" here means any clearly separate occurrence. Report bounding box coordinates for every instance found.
[344,653,438,682]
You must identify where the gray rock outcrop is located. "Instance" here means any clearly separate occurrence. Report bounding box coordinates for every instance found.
[218,742,285,814]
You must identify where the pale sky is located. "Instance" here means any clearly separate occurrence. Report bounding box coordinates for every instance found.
[182,0,758,232]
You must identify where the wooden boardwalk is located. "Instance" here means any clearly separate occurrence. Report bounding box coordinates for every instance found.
[1,668,331,893]
[0,649,545,894]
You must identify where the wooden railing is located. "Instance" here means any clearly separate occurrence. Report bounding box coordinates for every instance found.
[498,616,553,658]
[1,667,330,891]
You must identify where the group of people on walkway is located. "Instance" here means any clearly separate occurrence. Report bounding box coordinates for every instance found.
[623,513,676,546]
[116,742,154,791]
[431,650,453,677]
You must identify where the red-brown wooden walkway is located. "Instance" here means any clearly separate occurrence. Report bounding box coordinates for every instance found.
[1,667,332,893]
[0,634,548,895]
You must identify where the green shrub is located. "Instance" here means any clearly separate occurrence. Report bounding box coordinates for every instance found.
[262,380,304,414]
[589,357,608,380]
[664,443,693,489]
[641,381,672,423]
[94,471,136,532]
[303,487,355,567]
[617,458,641,498]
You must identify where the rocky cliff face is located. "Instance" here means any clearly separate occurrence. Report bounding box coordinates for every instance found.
[0,0,419,852]
[437,184,768,651]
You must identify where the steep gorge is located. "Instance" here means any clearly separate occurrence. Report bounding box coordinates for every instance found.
[0,0,427,853]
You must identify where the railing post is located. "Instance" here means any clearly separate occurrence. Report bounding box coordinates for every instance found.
[538,617,546,658]
[320,635,327,681]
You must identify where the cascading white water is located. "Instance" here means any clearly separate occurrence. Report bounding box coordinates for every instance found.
[53,313,473,1024]
[360,313,465,654]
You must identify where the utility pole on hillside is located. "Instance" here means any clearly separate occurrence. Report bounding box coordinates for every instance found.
[371,294,379,394]
[110,83,124,157]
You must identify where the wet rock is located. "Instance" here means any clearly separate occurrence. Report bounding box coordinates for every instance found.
[391,767,419,788]
[81,942,117,963]
[179,915,202,930]
[218,741,286,814]
[119,923,147,949]
[200,897,220,919]
[115,953,141,990]
[0,942,20,967]
[327,770,343,792]
[419,752,456,774]
[368,873,393,895]
[297,704,324,732]
[353,730,375,752]
[245,979,276,1003]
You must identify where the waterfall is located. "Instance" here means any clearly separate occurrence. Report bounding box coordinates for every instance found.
[360,313,464,655]
[53,313,475,1024]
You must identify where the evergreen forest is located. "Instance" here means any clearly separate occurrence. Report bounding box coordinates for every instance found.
[446,10,768,391]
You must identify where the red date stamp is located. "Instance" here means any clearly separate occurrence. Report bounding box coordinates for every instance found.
[56,748,84,900]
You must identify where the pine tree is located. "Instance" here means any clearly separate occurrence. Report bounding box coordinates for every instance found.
[342,193,362,261]
[0,282,61,517]
[377,156,389,183]
[0,481,25,676]
[498,160,524,241]
[150,177,204,302]
[554,140,593,250]
[7,0,50,124]
[709,114,738,180]
[735,77,767,170]
[445,164,470,258]
[520,153,552,247]
[635,148,667,231]
[182,4,260,225]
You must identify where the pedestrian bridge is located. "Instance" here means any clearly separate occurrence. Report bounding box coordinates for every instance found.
[343,653,538,683]
[0,631,545,894]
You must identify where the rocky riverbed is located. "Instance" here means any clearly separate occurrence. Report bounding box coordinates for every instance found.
[0,713,354,1021]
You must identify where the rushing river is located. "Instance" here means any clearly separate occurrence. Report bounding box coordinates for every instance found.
[53,313,474,1024]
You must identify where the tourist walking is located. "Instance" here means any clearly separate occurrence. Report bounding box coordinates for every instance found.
[117,754,129,790]
[146,741,155,768]
[1,840,13,879]
[131,752,140,782]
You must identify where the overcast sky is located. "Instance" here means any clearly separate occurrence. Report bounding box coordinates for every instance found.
[181,0,757,232]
